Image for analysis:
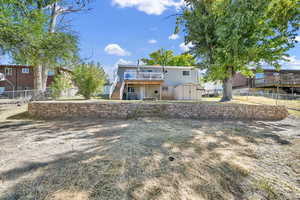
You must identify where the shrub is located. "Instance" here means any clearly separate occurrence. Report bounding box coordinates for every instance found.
[49,73,72,99]
[72,63,106,99]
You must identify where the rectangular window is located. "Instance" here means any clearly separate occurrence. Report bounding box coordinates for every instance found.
[255,73,265,79]
[48,70,55,76]
[182,71,190,76]
[5,68,12,76]
[128,87,135,93]
[22,68,29,74]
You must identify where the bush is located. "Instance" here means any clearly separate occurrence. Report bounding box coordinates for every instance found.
[49,73,72,99]
[72,64,106,99]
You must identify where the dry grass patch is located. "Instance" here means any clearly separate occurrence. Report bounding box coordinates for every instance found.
[0,116,299,199]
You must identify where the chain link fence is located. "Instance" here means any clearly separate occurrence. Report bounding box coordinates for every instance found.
[233,90,300,110]
[0,88,78,104]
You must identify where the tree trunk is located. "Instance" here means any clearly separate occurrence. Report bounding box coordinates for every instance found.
[220,76,233,102]
[42,66,49,91]
[220,67,233,102]
[33,65,43,97]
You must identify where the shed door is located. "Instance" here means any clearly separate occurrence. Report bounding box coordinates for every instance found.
[183,85,192,100]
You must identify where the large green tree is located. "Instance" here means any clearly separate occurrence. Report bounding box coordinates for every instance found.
[141,49,197,66]
[0,0,89,96]
[177,0,299,101]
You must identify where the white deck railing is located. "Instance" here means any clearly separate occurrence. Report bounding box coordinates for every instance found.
[109,76,119,99]
[124,72,164,81]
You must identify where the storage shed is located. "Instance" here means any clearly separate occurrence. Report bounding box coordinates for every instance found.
[174,83,203,100]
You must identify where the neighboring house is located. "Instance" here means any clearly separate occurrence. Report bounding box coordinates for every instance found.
[0,65,71,92]
[110,65,202,100]
[203,81,223,97]
[232,69,300,94]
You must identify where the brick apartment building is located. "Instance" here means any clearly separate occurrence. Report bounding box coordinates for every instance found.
[0,65,55,91]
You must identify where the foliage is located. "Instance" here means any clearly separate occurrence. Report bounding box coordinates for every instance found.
[177,0,299,80]
[72,62,107,99]
[176,0,299,101]
[0,0,79,67]
[49,73,72,99]
[141,49,197,66]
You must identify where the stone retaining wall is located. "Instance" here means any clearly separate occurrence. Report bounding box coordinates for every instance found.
[28,101,288,121]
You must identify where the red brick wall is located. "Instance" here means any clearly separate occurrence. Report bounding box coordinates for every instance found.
[0,65,54,91]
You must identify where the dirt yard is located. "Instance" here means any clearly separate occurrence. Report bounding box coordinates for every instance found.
[0,105,299,200]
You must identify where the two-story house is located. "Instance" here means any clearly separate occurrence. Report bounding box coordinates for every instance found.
[110,65,202,100]
[232,69,300,94]
[0,65,73,93]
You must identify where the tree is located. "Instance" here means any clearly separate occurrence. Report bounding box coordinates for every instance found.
[72,62,107,99]
[0,0,89,96]
[40,0,92,93]
[141,49,197,66]
[49,73,72,99]
[177,0,299,101]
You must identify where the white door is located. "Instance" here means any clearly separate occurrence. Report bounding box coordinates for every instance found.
[183,85,192,100]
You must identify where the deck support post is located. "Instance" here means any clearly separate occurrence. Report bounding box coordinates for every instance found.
[160,85,162,100]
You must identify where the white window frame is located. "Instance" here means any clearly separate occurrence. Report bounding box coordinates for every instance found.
[182,70,191,77]
[22,68,30,74]
[5,68,12,76]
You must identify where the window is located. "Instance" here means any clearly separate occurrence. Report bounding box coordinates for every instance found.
[5,68,12,76]
[128,87,135,93]
[22,68,29,74]
[48,70,55,76]
[255,73,264,79]
[182,70,190,76]
[162,87,168,91]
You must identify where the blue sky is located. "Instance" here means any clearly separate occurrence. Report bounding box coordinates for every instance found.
[1,0,299,77]
[70,0,189,77]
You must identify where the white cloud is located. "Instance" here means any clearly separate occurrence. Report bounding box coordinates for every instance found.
[295,36,300,42]
[179,42,194,52]
[263,56,300,70]
[282,56,300,69]
[104,44,131,56]
[112,0,184,15]
[168,34,179,40]
[148,39,157,44]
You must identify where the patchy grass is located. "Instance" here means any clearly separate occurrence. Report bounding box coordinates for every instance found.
[234,96,300,109]
[255,178,278,199]
[0,112,299,200]
[0,104,28,121]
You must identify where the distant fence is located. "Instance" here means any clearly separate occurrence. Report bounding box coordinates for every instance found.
[234,90,300,100]
[0,90,35,101]
[233,91,300,110]
[0,88,78,103]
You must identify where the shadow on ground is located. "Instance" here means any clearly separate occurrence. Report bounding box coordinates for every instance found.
[0,118,299,200]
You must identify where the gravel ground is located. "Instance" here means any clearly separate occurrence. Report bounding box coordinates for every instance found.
[0,105,299,200]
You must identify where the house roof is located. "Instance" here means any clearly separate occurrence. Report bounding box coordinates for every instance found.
[0,64,31,68]
[0,64,72,73]
[118,64,196,70]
